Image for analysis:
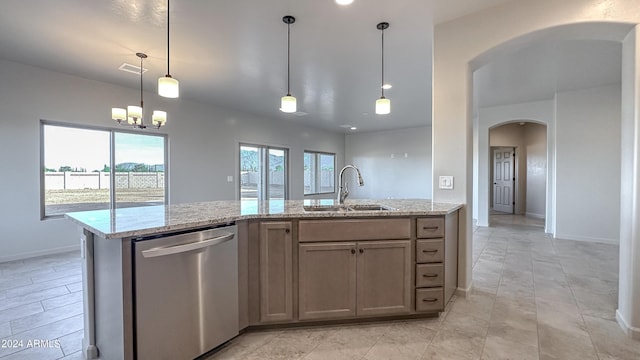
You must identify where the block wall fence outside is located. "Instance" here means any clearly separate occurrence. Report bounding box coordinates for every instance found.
[45,172,165,190]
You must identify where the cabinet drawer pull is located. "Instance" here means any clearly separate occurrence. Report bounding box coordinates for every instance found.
[285,228,290,234]
[359,248,364,254]
[422,274,438,278]
[422,249,438,253]
[422,226,439,231]
[422,298,439,303]
[351,249,356,254]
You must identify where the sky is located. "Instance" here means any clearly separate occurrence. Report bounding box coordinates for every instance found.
[44,125,164,172]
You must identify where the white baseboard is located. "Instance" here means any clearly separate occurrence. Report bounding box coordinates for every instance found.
[525,212,545,219]
[0,245,79,263]
[554,233,618,245]
[455,281,473,298]
[616,309,640,340]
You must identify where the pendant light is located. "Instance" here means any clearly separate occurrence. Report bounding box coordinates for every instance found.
[112,53,167,129]
[158,0,179,98]
[280,15,296,113]
[375,22,390,115]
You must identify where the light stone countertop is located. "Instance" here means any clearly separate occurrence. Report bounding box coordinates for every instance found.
[64,199,463,239]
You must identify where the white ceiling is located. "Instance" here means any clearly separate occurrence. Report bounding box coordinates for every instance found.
[0,0,622,133]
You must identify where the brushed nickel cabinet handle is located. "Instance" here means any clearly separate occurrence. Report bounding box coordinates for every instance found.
[422,298,438,302]
[422,274,438,278]
[423,226,439,231]
[422,249,438,253]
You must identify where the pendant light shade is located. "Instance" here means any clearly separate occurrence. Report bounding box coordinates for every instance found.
[281,95,297,113]
[375,97,390,115]
[112,108,127,123]
[375,22,390,115]
[158,76,179,98]
[158,0,179,98]
[152,110,168,127]
[112,52,167,129]
[281,15,296,113]
[127,105,143,125]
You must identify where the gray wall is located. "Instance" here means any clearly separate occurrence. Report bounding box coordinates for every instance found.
[0,59,345,261]
[555,85,621,243]
[525,123,547,219]
[345,126,432,199]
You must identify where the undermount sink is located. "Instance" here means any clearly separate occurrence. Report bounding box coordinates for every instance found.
[348,204,395,211]
[303,206,349,212]
[303,204,395,212]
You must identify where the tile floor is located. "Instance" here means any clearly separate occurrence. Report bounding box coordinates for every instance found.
[0,215,638,360]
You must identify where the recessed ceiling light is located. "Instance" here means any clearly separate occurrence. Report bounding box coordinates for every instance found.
[335,0,354,5]
[382,84,392,90]
[350,126,357,130]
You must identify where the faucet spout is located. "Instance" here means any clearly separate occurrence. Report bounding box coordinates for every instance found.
[337,165,364,204]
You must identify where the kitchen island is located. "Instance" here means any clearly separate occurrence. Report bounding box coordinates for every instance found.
[66,199,462,360]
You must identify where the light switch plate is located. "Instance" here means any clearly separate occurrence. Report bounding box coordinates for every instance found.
[439,176,454,190]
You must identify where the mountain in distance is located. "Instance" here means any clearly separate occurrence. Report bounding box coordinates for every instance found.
[114,162,164,172]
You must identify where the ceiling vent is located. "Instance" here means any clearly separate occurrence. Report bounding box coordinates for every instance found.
[118,63,148,75]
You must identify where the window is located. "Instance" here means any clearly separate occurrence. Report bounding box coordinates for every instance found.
[240,144,288,200]
[304,151,335,195]
[41,121,167,217]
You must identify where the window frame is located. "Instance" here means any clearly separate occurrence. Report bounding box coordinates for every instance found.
[304,150,336,196]
[40,120,169,219]
[238,143,289,201]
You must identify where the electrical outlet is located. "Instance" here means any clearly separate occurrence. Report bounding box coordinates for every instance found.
[439,176,454,190]
[227,176,233,182]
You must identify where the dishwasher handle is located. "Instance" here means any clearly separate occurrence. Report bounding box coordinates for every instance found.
[141,232,234,258]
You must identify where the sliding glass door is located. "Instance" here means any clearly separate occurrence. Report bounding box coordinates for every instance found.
[240,144,288,201]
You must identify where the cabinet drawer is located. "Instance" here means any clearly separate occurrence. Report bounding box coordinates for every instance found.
[416,218,444,238]
[415,288,444,312]
[299,219,410,242]
[415,264,444,288]
[416,239,444,263]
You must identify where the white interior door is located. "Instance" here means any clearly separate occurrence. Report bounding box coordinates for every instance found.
[493,148,514,213]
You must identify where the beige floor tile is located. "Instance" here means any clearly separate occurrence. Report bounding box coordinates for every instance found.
[448,290,496,321]
[481,334,538,360]
[537,324,598,360]
[421,327,485,360]
[363,322,436,360]
[204,330,282,359]
[582,315,640,360]
[242,328,332,360]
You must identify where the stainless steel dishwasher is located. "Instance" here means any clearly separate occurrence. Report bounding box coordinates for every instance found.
[133,223,238,360]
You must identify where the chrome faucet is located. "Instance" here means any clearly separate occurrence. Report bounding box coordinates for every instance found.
[337,165,364,204]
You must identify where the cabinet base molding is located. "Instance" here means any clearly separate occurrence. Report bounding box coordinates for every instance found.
[244,312,442,331]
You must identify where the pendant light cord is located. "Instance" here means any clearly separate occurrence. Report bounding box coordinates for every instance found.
[166,0,170,76]
[287,20,291,96]
[381,27,385,98]
[140,55,144,110]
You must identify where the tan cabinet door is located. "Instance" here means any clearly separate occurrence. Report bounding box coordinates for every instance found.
[356,240,412,317]
[298,242,357,320]
[259,221,293,323]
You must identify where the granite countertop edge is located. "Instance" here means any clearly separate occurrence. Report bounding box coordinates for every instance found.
[65,199,464,239]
